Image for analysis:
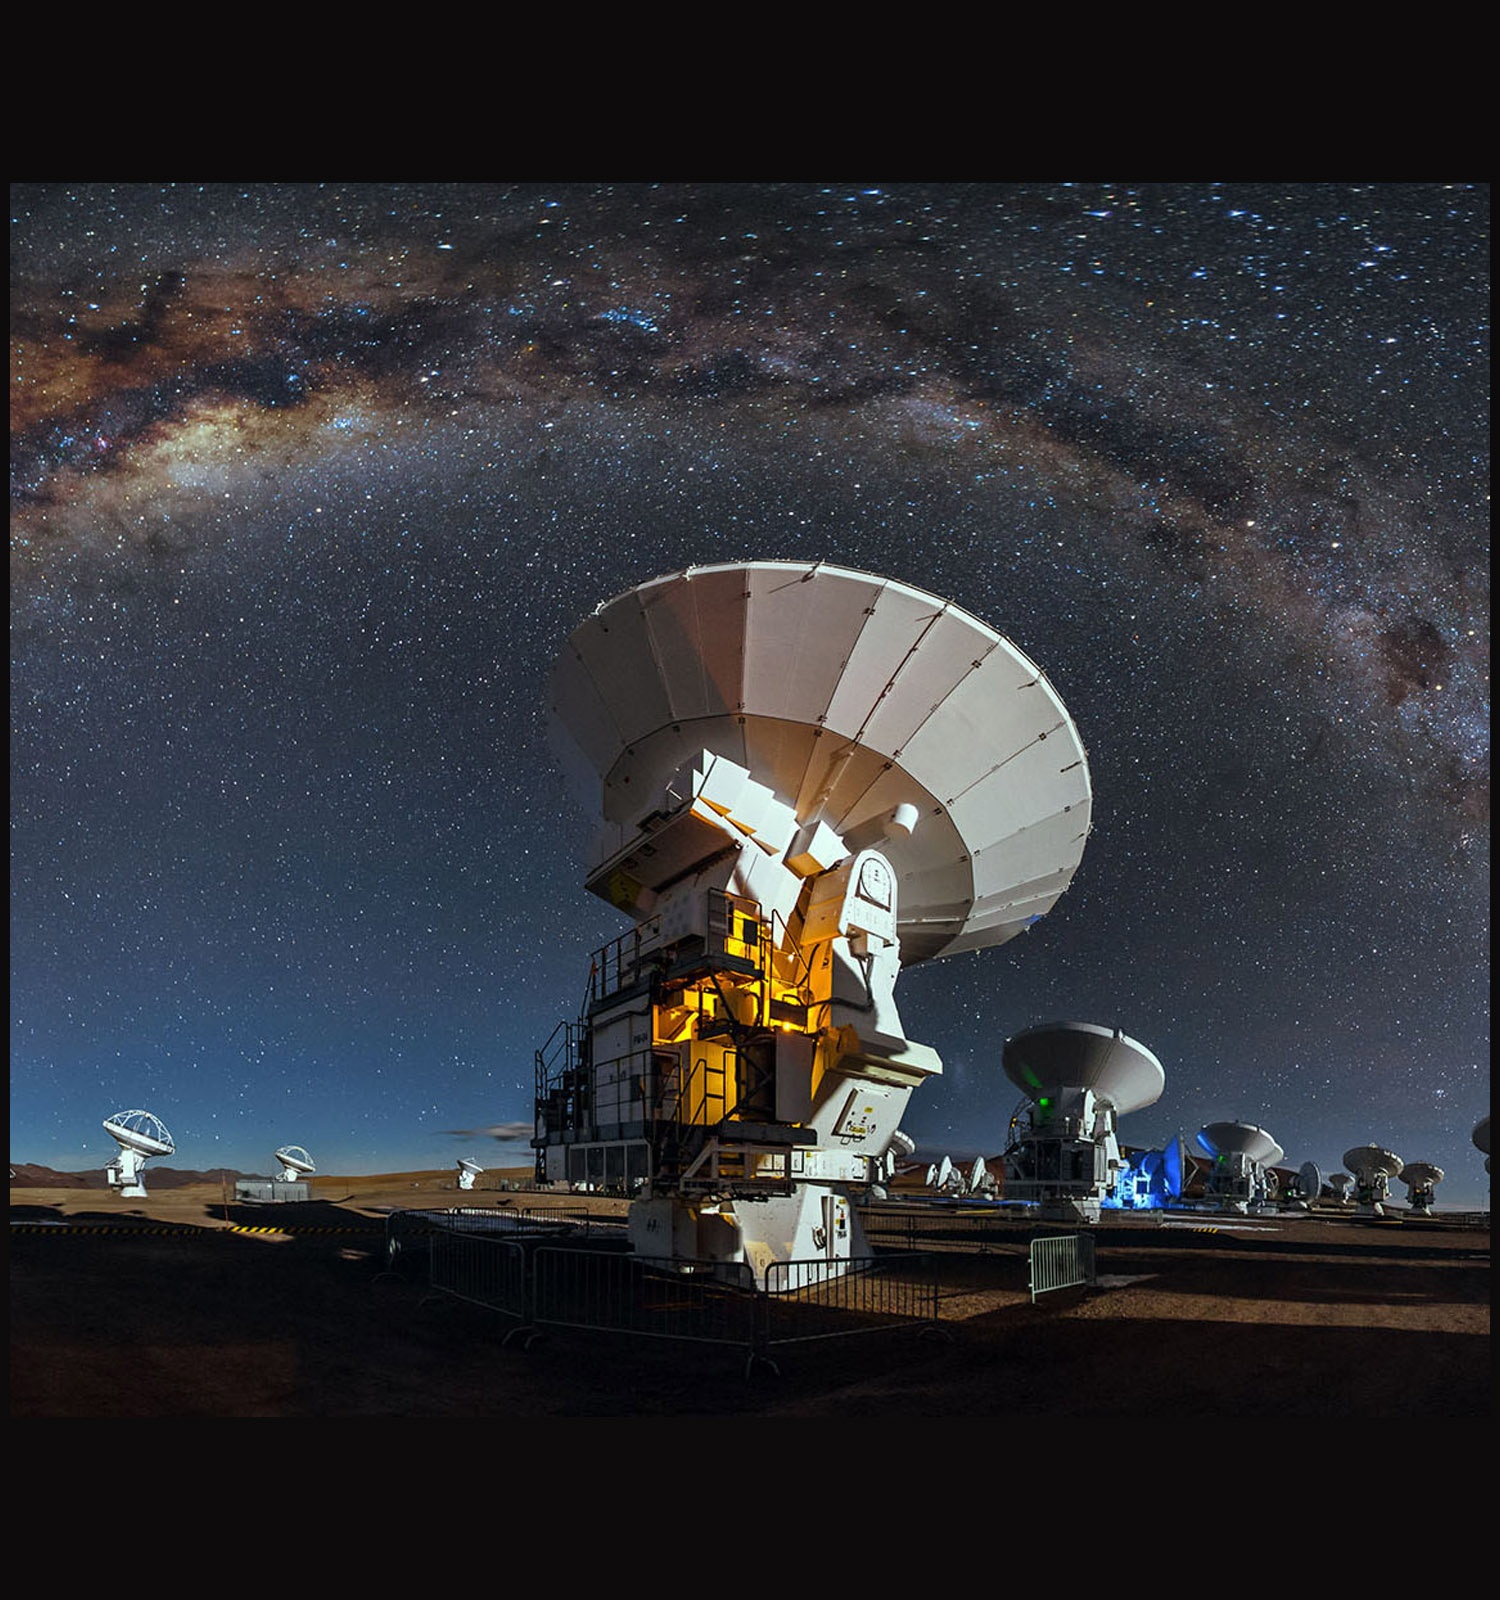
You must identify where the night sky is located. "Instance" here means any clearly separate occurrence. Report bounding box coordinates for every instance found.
[10,182,1490,1206]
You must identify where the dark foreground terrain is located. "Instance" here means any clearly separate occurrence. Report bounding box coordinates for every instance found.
[10,1178,1490,1420]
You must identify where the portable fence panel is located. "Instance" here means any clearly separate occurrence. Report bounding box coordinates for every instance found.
[760,1254,939,1348]
[1028,1233,1097,1301]
[429,1229,530,1322]
[531,1246,760,1349]
[858,1205,1018,1254]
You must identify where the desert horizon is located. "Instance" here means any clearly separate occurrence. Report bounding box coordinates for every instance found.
[11,1159,1489,1419]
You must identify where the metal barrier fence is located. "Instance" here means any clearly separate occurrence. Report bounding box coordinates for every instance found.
[1028,1233,1096,1302]
[428,1229,531,1330]
[379,1206,625,1279]
[761,1255,940,1353]
[857,1203,1030,1255]
[414,1229,939,1374]
[532,1246,761,1351]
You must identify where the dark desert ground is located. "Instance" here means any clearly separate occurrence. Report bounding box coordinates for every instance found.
[11,1168,1490,1421]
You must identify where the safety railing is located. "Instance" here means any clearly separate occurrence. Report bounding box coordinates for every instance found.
[857,1203,1028,1255]
[412,1236,940,1376]
[428,1229,531,1330]
[532,1246,760,1350]
[377,1206,623,1280]
[1028,1233,1096,1302]
[760,1254,939,1355]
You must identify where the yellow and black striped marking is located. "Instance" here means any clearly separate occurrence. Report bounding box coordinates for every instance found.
[10,1222,381,1236]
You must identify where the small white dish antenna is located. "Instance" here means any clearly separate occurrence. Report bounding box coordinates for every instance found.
[1398,1161,1444,1213]
[102,1109,175,1199]
[457,1157,486,1190]
[274,1144,316,1181]
[1343,1144,1403,1215]
[1278,1160,1322,1211]
[1328,1171,1354,1203]
[1197,1121,1285,1213]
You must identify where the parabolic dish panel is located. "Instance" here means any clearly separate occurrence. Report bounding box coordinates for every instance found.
[1342,1145,1404,1180]
[275,1145,315,1173]
[1200,1121,1284,1165]
[1399,1161,1444,1186]
[103,1110,175,1157]
[1473,1116,1490,1154]
[547,561,1092,964]
[1002,1021,1165,1113]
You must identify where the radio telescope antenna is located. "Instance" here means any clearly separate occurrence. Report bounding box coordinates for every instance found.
[1288,1160,1324,1211]
[534,560,1092,1287]
[102,1109,174,1199]
[1001,1022,1164,1222]
[1196,1121,1285,1214]
[1342,1145,1404,1217]
[1328,1171,1354,1205]
[1398,1161,1444,1214]
[1474,1115,1491,1175]
[234,1142,316,1203]
[275,1145,316,1182]
[457,1157,486,1191]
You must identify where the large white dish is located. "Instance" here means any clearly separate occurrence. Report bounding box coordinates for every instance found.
[547,560,1092,964]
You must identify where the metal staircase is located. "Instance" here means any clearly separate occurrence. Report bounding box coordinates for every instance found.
[651,1048,807,1198]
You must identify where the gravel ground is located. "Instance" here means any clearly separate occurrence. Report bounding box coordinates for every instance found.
[10,1182,1490,1420]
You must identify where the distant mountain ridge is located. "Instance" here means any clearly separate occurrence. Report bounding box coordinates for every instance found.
[10,1163,254,1189]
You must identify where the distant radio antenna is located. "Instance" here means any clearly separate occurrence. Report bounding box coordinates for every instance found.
[1001,1022,1164,1223]
[233,1144,315,1204]
[457,1157,486,1191]
[1397,1161,1444,1215]
[1196,1121,1285,1215]
[275,1145,316,1181]
[102,1109,175,1199]
[1342,1145,1404,1218]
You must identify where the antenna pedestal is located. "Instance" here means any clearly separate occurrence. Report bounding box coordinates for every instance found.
[105,1155,149,1200]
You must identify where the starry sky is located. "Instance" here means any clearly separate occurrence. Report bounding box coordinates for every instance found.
[10,182,1490,1205]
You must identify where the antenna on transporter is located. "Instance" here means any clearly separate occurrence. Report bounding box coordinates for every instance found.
[534,560,1093,1286]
